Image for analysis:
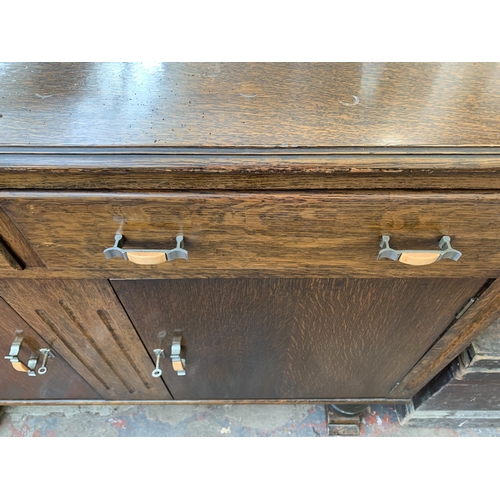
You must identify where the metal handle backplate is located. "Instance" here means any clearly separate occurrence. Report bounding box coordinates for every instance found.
[377,235,462,266]
[104,234,188,265]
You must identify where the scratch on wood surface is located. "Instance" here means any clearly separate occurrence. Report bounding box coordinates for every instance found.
[35,94,54,99]
[339,95,360,107]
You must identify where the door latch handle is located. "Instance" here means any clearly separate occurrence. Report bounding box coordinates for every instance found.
[377,235,461,266]
[171,335,186,376]
[38,348,55,375]
[152,349,165,378]
[4,333,38,376]
[104,234,188,265]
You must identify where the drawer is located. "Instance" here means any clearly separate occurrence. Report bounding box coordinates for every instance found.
[2,191,500,278]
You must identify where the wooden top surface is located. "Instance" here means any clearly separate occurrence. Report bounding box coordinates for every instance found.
[1,62,500,150]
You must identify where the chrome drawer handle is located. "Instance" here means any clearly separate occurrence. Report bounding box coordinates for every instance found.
[103,234,188,265]
[377,235,461,266]
[4,333,38,376]
[171,335,186,376]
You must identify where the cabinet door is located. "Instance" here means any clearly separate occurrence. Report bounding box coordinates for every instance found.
[0,280,171,400]
[0,298,100,400]
[111,278,487,400]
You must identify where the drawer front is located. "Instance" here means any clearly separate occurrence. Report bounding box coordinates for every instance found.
[2,192,500,277]
[111,277,486,400]
[0,297,100,400]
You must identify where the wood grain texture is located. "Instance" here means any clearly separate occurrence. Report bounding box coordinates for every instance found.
[111,278,486,400]
[3,191,500,278]
[0,208,43,268]
[0,297,100,400]
[0,279,171,400]
[1,63,500,148]
[390,278,500,398]
[0,238,23,270]
[3,154,500,190]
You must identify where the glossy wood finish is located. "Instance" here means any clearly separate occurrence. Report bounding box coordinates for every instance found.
[111,278,486,400]
[1,63,500,406]
[2,191,500,279]
[390,278,500,398]
[0,279,171,400]
[1,63,500,148]
[0,297,100,400]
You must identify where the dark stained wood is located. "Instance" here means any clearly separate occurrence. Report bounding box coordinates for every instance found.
[1,62,500,407]
[3,191,500,279]
[0,279,171,400]
[3,154,500,191]
[1,63,500,148]
[417,376,500,412]
[395,319,500,426]
[467,318,500,369]
[390,278,500,398]
[111,278,486,400]
[0,297,100,400]
[0,208,44,269]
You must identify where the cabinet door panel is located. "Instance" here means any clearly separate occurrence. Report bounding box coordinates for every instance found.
[112,278,486,400]
[0,280,171,400]
[0,298,100,400]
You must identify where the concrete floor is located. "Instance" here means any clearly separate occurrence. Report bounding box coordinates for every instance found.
[2,403,500,436]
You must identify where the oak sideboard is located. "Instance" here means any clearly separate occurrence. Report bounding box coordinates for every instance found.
[2,63,500,415]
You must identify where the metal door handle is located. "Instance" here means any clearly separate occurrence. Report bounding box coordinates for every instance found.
[171,335,186,376]
[4,334,38,376]
[104,234,188,265]
[377,235,461,266]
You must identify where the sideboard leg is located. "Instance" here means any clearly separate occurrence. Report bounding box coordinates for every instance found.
[325,404,369,436]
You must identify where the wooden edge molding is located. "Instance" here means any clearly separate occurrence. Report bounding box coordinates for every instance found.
[2,154,500,190]
[0,398,411,406]
[389,278,500,399]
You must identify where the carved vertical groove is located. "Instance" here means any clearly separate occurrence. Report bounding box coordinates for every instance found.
[96,309,152,390]
[58,300,136,394]
[35,309,111,391]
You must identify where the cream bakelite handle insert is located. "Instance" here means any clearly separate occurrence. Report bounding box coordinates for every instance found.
[103,234,188,265]
[377,235,462,266]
